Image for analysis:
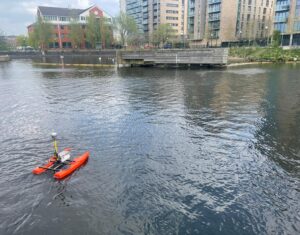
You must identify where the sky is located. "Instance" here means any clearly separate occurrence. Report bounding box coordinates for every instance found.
[0,0,119,35]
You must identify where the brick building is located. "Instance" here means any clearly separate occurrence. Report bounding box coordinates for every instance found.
[27,5,112,49]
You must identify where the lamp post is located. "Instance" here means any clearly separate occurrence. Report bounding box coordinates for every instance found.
[265,26,269,46]
[239,30,242,47]
[210,33,213,48]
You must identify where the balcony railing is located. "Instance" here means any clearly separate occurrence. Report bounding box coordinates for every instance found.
[208,16,220,21]
[208,0,221,4]
[274,17,288,23]
[275,5,290,12]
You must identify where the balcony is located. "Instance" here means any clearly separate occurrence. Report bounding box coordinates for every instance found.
[208,7,221,13]
[275,5,290,12]
[208,0,221,4]
[208,16,220,21]
[189,11,195,17]
[274,17,288,23]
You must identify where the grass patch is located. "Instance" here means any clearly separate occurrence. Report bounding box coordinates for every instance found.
[229,47,300,63]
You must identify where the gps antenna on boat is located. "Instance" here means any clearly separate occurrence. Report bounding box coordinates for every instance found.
[51,132,59,158]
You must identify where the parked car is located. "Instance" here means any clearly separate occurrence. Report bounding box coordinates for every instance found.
[16,46,36,52]
[163,43,172,49]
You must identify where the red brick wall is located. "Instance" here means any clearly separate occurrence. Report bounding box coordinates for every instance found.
[89,6,104,17]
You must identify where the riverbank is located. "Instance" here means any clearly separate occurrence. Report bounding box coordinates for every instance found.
[229,47,300,63]
[3,48,300,67]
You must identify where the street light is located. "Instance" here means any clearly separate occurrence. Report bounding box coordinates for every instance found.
[239,30,242,47]
[265,26,269,46]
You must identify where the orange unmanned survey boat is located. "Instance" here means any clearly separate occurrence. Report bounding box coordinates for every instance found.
[32,133,89,180]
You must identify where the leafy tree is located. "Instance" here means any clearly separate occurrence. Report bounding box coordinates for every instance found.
[28,32,38,49]
[100,17,113,48]
[129,33,145,48]
[28,17,52,50]
[69,20,84,49]
[16,35,28,47]
[272,30,281,47]
[86,14,102,48]
[115,13,138,47]
[152,24,175,47]
[0,29,8,50]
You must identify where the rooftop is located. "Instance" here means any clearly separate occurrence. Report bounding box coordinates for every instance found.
[38,6,92,16]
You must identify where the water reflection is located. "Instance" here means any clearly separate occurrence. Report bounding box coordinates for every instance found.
[0,61,299,235]
[255,64,300,176]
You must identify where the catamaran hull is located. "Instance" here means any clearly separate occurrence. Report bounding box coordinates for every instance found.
[54,152,89,179]
[32,152,89,179]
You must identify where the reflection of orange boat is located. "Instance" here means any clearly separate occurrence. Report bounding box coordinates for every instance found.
[32,151,89,180]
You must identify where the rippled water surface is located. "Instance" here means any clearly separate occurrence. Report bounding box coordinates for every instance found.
[0,60,300,235]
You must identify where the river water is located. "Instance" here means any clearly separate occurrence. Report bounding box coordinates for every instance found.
[0,60,299,235]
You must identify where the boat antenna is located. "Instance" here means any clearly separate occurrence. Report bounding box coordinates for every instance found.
[51,132,59,158]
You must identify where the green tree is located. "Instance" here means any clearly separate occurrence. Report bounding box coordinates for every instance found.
[16,35,28,47]
[86,14,102,48]
[69,20,84,49]
[152,24,175,47]
[28,32,38,49]
[0,29,7,50]
[100,17,113,48]
[272,30,281,47]
[29,17,52,50]
[86,14,114,49]
[115,13,138,47]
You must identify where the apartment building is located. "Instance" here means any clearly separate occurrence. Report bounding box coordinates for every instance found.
[188,0,207,41]
[27,5,112,49]
[274,0,300,46]
[188,0,274,46]
[126,0,143,32]
[236,0,274,42]
[125,0,186,36]
[120,0,127,12]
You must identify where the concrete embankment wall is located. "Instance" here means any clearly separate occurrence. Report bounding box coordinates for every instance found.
[117,48,228,67]
[0,50,117,64]
[0,49,228,67]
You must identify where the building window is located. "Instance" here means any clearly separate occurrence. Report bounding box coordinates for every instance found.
[166,10,178,14]
[59,17,67,21]
[294,21,300,31]
[296,1,300,16]
[166,16,178,20]
[62,42,72,48]
[274,23,286,33]
[263,8,266,14]
[166,3,178,7]
[44,15,57,21]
